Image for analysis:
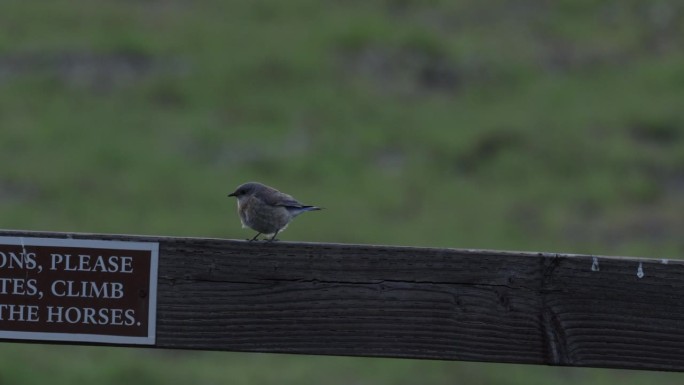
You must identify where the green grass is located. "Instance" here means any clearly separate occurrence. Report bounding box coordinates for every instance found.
[1,0,684,383]
[2,345,684,385]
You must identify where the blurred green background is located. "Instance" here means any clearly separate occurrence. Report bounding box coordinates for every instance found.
[1,0,684,383]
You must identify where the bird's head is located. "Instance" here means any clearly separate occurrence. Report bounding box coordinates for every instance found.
[228,182,264,201]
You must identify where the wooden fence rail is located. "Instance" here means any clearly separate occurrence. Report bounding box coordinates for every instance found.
[1,229,683,372]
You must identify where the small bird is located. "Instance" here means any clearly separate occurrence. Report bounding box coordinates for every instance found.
[227,182,322,242]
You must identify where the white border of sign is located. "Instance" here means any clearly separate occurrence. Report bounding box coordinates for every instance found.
[0,236,158,345]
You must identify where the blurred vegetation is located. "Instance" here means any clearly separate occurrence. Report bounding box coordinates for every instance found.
[1,0,684,383]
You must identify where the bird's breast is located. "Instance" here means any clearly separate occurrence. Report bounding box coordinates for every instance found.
[238,196,291,234]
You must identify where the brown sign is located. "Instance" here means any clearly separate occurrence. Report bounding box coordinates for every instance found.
[0,236,158,345]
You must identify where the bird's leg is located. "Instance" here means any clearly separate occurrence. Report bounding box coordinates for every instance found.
[267,230,280,242]
[248,232,262,242]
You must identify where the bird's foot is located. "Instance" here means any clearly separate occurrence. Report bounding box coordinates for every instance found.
[247,233,262,242]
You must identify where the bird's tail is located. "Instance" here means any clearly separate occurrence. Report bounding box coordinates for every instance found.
[288,205,323,217]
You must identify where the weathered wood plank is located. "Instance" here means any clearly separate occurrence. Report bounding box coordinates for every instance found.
[1,229,682,372]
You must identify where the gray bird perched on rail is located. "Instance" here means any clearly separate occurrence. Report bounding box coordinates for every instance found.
[227,182,322,242]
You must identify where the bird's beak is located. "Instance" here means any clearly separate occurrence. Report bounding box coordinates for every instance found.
[227,192,236,197]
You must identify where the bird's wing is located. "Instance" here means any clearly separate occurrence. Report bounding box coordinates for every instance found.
[255,187,305,208]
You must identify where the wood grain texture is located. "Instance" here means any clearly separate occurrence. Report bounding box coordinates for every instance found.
[2,229,683,372]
